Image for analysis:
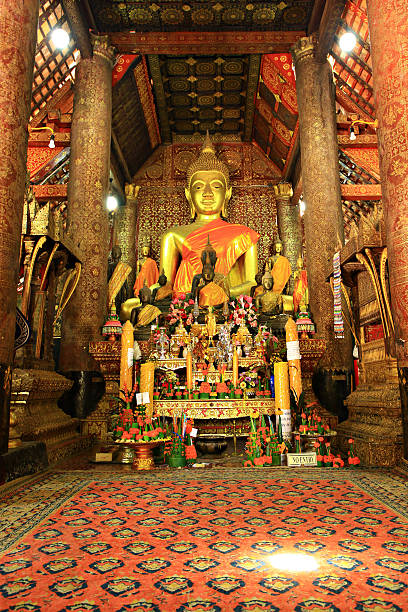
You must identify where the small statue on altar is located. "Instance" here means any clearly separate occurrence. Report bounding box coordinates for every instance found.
[293,255,309,313]
[205,306,217,346]
[130,281,161,329]
[133,235,159,296]
[267,236,292,294]
[191,237,229,307]
[152,270,173,310]
[107,245,132,316]
[257,268,283,315]
[250,271,264,298]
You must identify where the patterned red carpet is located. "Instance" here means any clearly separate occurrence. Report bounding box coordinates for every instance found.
[1,469,408,611]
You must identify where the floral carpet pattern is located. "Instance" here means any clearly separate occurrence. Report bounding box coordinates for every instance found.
[0,468,408,611]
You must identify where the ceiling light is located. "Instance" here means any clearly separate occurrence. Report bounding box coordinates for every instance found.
[268,553,319,572]
[48,134,55,149]
[339,32,356,53]
[106,194,119,212]
[349,126,357,141]
[51,28,70,50]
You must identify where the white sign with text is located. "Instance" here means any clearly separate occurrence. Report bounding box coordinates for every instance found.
[287,452,317,467]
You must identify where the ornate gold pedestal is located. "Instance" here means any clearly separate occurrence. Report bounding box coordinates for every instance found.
[10,368,90,463]
[124,441,161,470]
[336,352,403,467]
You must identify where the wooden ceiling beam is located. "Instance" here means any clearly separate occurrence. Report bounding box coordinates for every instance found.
[341,184,382,200]
[243,55,261,142]
[28,132,70,147]
[33,184,68,201]
[331,51,373,92]
[147,55,172,143]
[109,31,304,55]
[335,74,375,113]
[30,81,74,127]
[338,134,377,147]
[111,129,132,184]
[61,0,92,58]
[316,0,347,62]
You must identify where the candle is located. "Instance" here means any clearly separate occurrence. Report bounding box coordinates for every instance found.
[274,361,290,413]
[285,316,302,401]
[186,349,193,391]
[233,346,239,388]
[120,320,134,401]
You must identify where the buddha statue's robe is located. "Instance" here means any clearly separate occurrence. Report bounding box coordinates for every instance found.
[134,258,159,295]
[271,255,292,294]
[252,284,264,299]
[174,218,259,294]
[260,290,282,314]
[199,281,228,307]
[135,304,161,328]
[293,269,308,312]
[154,283,173,302]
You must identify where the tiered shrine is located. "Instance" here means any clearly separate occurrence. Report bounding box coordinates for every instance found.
[88,134,329,463]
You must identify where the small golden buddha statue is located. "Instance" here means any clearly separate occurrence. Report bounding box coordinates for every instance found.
[130,281,161,328]
[160,132,259,297]
[152,270,173,309]
[257,268,283,315]
[134,235,159,296]
[267,236,292,294]
[293,255,309,313]
[205,306,217,346]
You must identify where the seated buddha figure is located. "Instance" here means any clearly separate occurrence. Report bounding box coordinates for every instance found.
[160,132,259,298]
[152,270,173,311]
[130,282,161,329]
[191,237,229,307]
[267,236,292,294]
[257,268,283,316]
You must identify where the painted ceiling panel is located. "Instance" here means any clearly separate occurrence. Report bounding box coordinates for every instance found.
[91,1,314,33]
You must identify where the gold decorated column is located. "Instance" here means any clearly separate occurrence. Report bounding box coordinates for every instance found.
[59,35,116,418]
[116,184,140,291]
[0,0,39,453]
[291,36,352,417]
[366,1,408,459]
[273,182,302,292]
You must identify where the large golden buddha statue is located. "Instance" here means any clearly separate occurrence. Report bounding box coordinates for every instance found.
[160,133,259,297]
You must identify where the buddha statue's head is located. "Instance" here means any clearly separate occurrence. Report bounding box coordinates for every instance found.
[297,255,304,270]
[274,237,283,255]
[158,270,167,287]
[185,132,232,220]
[255,271,263,286]
[202,263,215,283]
[111,245,122,263]
[262,267,273,291]
[139,236,150,257]
[201,235,217,267]
[139,280,152,305]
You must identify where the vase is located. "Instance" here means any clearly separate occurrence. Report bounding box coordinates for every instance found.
[167,455,187,467]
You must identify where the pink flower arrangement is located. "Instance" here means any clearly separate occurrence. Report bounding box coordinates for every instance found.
[167,294,195,333]
[229,294,258,334]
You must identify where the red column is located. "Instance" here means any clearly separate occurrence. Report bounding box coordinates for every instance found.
[367,1,408,458]
[0,0,39,453]
[59,35,115,417]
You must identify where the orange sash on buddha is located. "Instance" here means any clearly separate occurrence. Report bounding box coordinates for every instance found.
[174,219,259,294]
[199,281,228,307]
[293,269,308,312]
[134,258,159,295]
[272,255,292,293]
